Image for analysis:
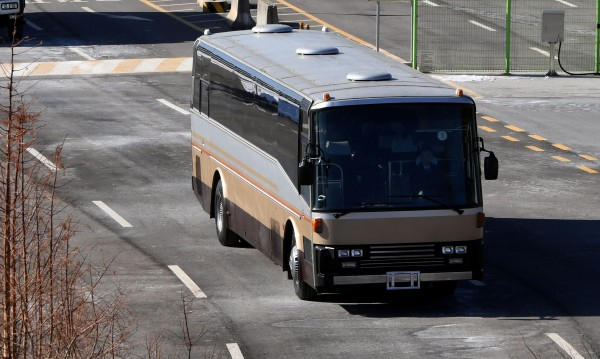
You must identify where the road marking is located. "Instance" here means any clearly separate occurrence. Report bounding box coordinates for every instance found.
[579,154,598,161]
[530,47,550,57]
[26,19,44,31]
[555,0,577,7]
[526,145,545,152]
[545,333,585,359]
[478,126,496,133]
[468,20,496,32]
[26,148,58,171]
[529,134,547,141]
[157,99,190,115]
[139,0,204,31]
[276,0,407,64]
[6,58,193,77]
[92,201,133,228]
[469,280,486,286]
[69,47,96,61]
[423,0,440,6]
[501,135,519,142]
[481,115,498,123]
[552,155,570,162]
[83,6,153,21]
[577,165,598,174]
[168,265,208,299]
[553,143,571,151]
[505,124,525,132]
[226,343,245,359]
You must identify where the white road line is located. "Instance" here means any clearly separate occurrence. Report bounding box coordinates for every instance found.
[546,333,585,359]
[530,47,550,57]
[555,0,577,7]
[530,47,558,59]
[69,47,96,61]
[26,147,57,171]
[226,343,245,359]
[168,265,208,299]
[468,20,496,32]
[92,201,133,228]
[26,19,44,31]
[157,99,190,115]
[469,280,486,287]
[423,0,440,6]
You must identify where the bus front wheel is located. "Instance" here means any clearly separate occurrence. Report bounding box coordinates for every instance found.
[289,237,317,300]
[214,180,238,247]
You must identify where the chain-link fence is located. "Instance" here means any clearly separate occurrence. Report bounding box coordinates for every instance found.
[414,0,599,73]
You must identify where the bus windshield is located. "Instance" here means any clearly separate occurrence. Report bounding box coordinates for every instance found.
[311,103,480,212]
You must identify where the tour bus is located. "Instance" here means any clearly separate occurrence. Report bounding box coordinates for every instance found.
[190,24,498,300]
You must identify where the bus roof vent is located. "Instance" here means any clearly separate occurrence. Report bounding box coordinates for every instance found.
[346,71,393,81]
[296,46,339,55]
[252,24,293,33]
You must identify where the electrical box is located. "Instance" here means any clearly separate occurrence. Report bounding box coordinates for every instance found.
[541,10,565,43]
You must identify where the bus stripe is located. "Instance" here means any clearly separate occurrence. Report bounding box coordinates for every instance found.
[192,142,306,221]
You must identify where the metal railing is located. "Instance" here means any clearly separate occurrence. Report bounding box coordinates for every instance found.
[412,0,600,74]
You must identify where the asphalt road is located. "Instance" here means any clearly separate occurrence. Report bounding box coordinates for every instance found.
[2,0,599,358]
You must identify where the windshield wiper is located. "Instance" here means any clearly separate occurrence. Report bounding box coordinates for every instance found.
[330,202,389,218]
[414,194,464,215]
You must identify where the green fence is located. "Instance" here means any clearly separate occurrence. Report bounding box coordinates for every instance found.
[412,0,600,74]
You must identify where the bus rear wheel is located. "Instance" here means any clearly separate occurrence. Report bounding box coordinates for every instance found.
[289,237,317,300]
[214,180,238,247]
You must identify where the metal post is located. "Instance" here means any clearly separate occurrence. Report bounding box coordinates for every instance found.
[505,0,512,74]
[411,0,418,69]
[547,42,558,76]
[596,0,599,74]
[376,1,381,52]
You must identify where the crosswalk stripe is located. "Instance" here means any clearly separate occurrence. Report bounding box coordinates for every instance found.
[4,58,193,77]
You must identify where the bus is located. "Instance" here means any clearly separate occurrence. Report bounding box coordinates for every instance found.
[190,24,498,300]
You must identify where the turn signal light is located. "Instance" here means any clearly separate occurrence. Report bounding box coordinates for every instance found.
[312,218,323,233]
[477,212,486,228]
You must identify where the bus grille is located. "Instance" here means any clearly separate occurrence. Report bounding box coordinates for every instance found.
[361,244,443,270]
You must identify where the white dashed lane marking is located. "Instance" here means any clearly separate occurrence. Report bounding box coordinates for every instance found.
[92,201,133,228]
[168,265,207,299]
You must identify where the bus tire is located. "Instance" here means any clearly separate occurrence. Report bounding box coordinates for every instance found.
[214,180,238,247]
[289,237,317,300]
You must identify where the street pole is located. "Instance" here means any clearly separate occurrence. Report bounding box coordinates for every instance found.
[505,0,512,74]
[376,1,381,51]
[411,0,418,69]
[594,0,600,75]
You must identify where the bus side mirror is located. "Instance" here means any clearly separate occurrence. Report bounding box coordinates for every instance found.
[298,159,314,186]
[484,151,498,180]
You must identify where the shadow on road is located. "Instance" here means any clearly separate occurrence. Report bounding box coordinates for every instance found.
[1,11,223,47]
[317,217,600,321]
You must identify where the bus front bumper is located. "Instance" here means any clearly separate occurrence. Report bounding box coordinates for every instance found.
[332,271,473,286]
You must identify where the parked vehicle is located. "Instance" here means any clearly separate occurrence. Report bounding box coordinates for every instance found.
[0,0,25,41]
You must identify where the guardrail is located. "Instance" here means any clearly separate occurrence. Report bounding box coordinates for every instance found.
[412,0,600,74]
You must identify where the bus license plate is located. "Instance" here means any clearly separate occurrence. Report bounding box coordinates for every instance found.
[386,271,420,290]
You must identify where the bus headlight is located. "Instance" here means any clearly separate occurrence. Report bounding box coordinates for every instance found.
[1,3,19,9]
[455,245,467,254]
[339,249,363,258]
[351,249,363,257]
[442,246,454,255]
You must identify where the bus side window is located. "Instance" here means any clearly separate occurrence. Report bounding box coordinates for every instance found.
[200,79,209,116]
[192,75,200,110]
